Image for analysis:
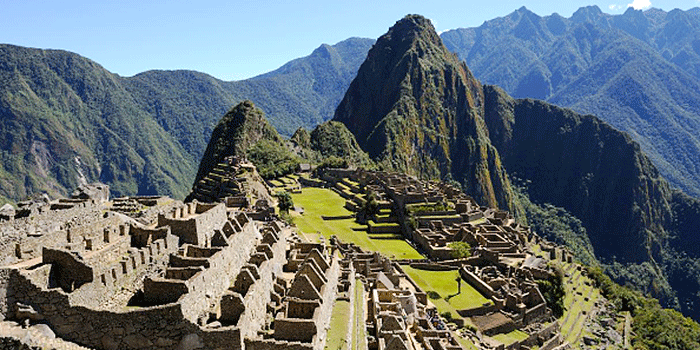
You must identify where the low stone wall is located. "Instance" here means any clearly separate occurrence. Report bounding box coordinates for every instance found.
[459,267,495,299]
[408,263,457,271]
[245,339,314,350]
[456,303,497,317]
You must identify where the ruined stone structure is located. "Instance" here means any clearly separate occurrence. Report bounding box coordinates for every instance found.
[0,163,582,349]
[188,156,271,208]
[0,167,340,350]
[335,241,464,350]
[316,168,568,349]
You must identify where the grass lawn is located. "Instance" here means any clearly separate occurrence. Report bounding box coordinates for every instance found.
[291,188,423,260]
[492,329,529,345]
[402,266,492,311]
[353,278,367,350]
[455,335,478,350]
[325,300,351,350]
[269,179,284,187]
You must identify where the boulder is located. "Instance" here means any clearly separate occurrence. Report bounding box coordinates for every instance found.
[72,183,110,203]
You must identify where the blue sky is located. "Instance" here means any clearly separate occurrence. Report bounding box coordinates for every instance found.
[2,0,698,81]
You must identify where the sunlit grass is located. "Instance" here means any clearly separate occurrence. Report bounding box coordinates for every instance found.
[291,187,423,259]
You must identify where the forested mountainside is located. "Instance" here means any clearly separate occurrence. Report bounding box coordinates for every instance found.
[334,14,700,321]
[441,6,700,197]
[334,15,518,216]
[0,38,372,201]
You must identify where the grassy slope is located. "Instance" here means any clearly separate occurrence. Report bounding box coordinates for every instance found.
[402,266,491,311]
[290,187,423,260]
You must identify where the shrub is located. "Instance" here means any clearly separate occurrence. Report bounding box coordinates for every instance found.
[427,291,441,299]
[537,264,565,317]
[440,311,453,321]
[448,241,472,259]
[275,190,294,213]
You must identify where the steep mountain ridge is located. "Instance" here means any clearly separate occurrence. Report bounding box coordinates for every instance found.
[484,85,700,319]
[0,45,194,199]
[334,15,516,213]
[335,14,700,320]
[441,6,700,197]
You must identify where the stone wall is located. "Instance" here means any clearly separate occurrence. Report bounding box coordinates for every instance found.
[459,267,495,299]
[4,268,200,349]
[157,202,227,246]
[1,219,265,349]
[0,203,120,265]
[234,227,287,339]
[172,216,260,322]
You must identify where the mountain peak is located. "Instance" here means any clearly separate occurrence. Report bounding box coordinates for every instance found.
[572,5,604,22]
[334,15,517,212]
[383,14,441,47]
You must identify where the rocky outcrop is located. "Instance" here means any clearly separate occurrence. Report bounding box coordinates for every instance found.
[483,84,700,319]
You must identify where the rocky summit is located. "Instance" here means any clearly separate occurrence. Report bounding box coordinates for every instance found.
[334,15,516,214]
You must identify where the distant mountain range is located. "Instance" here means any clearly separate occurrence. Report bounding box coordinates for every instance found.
[0,38,373,201]
[4,7,700,202]
[442,6,700,197]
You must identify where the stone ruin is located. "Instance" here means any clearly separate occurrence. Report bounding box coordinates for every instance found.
[0,168,341,350]
[0,164,581,350]
[335,240,464,350]
[314,168,572,349]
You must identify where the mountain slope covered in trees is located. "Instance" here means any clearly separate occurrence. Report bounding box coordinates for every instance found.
[335,14,700,321]
[0,38,373,201]
[441,6,700,197]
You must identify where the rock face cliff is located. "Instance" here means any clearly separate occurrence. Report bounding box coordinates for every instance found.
[483,85,700,319]
[334,15,516,213]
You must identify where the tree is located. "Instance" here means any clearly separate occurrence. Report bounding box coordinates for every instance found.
[537,264,566,318]
[275,191,294,213]
[448,241,471,259]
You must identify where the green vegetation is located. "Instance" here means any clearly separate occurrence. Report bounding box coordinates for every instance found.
[325,300,350,350]
[291,187,422,259]
[402,266,491,311]
[443,7,700,198]
[406,202,451,214]
[633,302,700,350]
[536,264,565,318]
[308,121,375,169]
[0,39,375,202]
[194,100,289,184]
[247,139,300,179]
[316,156,349,171]
[275,191,294,213]
[512,180,597,267]
[448,241,471,259]
[586,265,700,350]
[491,329,528,346]
[333,15,518,215]
[0,45,195,200]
